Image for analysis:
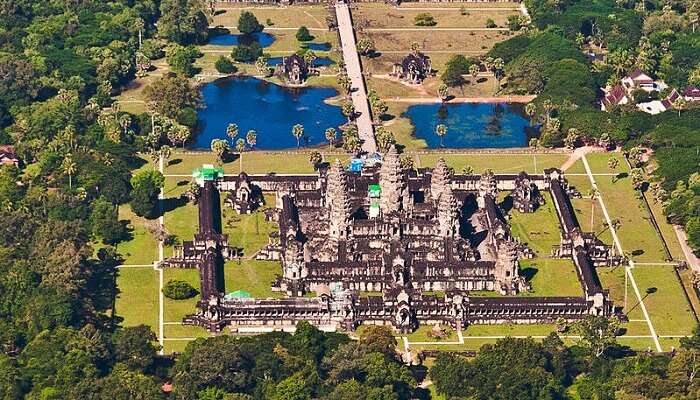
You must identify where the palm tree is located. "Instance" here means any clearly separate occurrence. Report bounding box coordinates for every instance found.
[491,57,504,93]
[375,126,395,151]
[255,56,269,77]
[309,150,323,170]
[236,138,245,171]
[325,127,337,149]
[438,83,449,102]
[160,145,172,164]
[226,123,239,145]
[303,50,317,68]
[341,101,355,122]
[462,165,474,174]
[337,73,352,94]
[292,124,304,148]
[673,96,687,117]
[246,130,257,149]
[468,64,480,86]
[608,156,619,182]
[211,139,230,165]
[435,124,447,147]
[62,154,76,189]
[564,128,579,149]
[525,102,537,126]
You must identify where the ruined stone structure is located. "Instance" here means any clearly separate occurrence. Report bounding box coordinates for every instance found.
[166,148,618,333]
[392,51,433,84]
[275,54,309,85]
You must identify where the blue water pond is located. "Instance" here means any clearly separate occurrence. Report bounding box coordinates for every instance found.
[267,56,335,67]
[403,103,535,148]
[209,32,276,47]
[302,42,332,51]
[195,77,345,149]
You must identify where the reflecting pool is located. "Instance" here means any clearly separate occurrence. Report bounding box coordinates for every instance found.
[208,32,276,47]
[195,77,346,149]
[403,103,535,148]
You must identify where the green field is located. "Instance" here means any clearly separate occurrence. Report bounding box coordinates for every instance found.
[115,267,159,330]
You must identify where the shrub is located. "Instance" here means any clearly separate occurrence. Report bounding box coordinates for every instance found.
[231,43,262,63]
[486,18,497,28]
[215,56,237,74]
[162,280,197,300]
[141,39,166,60]
[414,13,437,26]
[296,26,313,42]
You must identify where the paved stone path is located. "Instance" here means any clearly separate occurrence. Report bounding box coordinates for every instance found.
[335,2,377,154]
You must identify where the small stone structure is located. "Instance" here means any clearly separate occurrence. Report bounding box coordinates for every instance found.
[392,51,433,84]
[276,54,309,85]
[164,148,619,333]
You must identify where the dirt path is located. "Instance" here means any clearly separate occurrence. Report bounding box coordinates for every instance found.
[559,146,600,171]
[383,95,537,104]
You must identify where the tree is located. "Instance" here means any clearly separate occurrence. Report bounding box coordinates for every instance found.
[485,18,497,28]
[435,124,448,147]
[608,157,620,182]
[414,13,437,26]
[238,11,263,34]
[507,14,523,31]
[231,43,263,63]
[630,167,646,191]
[410,41,420,52]
[325,127,337,148]
[255,56,269,76]
[462,165,474,174]
[91,197,126,244]
[573,315,620,358]
[227,123,239,145]
[61,154,77,190]
[144,73,202,120]
[167,44,202,77]
[309,151,323,170]
[564,128,580,149]
[525,102,537,126]
[400,155,415,170]
[296,26,313,42]
[341,101,355,123]
[292,124,305,148]
[215,56,236,74]
[358,326,396,357]
[673,96,687,117]
[211,139,230,165]
[162,280,198,300]
[158,0,210,45]
[114,325,159,372]
[236,138,246,171]
[337,73,352,94]
[246,130,257,149]
[357,37,376,56]
[468,64,480,85]
[130,170,165,219]
[375,127,396,151]
[438,83,449,101]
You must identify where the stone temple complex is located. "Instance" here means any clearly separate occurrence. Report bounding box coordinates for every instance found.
[162,147,622,333]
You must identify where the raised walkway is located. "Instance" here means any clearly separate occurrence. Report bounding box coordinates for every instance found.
[334,2,377,154]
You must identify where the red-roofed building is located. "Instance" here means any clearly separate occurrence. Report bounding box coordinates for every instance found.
[0,145,19,167]
[621,69,667,93]
[683,86,700,101]
[601,85,629,111]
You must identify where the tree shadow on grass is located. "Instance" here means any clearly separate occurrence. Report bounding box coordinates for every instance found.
[520,267,539,283]
[159,196,189,217]
[168,158,183,167]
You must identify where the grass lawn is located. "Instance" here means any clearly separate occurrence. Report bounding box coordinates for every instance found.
[212,5,331,29]
[597,266,646,321]
[225,260,283,298]
[222,206,278,256]
[164,151,322,175]
[520,258,583,297]
[508,192,561,256]
[631,265,697,337]
[366,30,513,53]
[585,152,629,174]
[354,4,518,28]
[405,325,458,342]
[594,175,668,263]
[417,153,568,173]
[115,206,159,265]
[115,267,160,331]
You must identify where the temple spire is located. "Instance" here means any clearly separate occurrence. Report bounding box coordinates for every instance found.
[326,159,352,239]
[431,157,450,203]
[379,145,405,215]
[437,185,459,238]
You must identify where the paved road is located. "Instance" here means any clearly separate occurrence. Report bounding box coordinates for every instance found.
[335,2,377,154]
[674,225,700,271]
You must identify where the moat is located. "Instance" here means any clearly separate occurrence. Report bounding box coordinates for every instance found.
[195,76,346,149]
[404,103,534,148]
